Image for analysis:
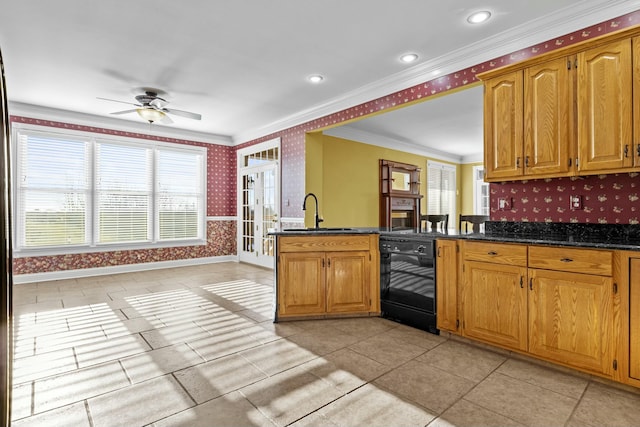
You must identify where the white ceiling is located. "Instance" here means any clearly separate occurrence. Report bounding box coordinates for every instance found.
[0,1,637,155]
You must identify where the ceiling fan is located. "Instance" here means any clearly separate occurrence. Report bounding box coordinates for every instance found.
[97,89,202,124]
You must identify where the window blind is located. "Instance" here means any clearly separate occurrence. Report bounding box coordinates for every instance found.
[17,133,90,248]
[427,161,456,224]
[156,149,203,240]
[95,141,152,243]
[15,128,206,252]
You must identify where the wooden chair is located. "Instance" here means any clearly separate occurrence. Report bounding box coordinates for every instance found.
[459,214,489,233]
[421,214,449,232]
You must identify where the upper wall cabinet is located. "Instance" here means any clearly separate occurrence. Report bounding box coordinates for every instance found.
[577,38,633,172]
[480,29,640,182]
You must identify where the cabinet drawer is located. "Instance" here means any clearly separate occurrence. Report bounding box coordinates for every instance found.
[278,235,371,252]
[462,241,527,266]
[528,246,612,276]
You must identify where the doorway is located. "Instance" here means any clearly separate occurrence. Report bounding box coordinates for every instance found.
[237,138,280,269]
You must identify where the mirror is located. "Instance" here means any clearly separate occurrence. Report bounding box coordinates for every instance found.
[391,171,410,191]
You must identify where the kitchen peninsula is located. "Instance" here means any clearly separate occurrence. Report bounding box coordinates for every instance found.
[273,229,381,321]
[273,222,640,390]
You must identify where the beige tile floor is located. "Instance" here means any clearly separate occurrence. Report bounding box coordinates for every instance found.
[9,262,640,427]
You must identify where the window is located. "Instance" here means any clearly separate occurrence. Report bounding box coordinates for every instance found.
[473,166,490,216]
[15,127,206,253]
[427,160,456,227]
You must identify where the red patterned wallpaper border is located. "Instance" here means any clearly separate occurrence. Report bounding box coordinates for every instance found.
[13,220,236,275]
[239,9,640,219]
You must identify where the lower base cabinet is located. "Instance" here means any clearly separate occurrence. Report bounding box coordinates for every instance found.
[459,241,615,377]
[629,258,640,381]
[276,234,379,320]
[436,239,459,332]
[463,260,528,351]
[528,268,612,375]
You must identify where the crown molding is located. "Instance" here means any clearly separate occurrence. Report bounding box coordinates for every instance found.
[9,101,233,146]
[234,0,640,144]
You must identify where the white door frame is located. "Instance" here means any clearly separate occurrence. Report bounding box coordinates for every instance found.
[236,138,280,268]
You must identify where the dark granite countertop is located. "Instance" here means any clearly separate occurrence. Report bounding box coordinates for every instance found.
[273,222,640,251]
[417,222,640,251]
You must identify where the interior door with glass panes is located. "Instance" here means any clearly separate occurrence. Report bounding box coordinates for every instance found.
[239,163,279,268]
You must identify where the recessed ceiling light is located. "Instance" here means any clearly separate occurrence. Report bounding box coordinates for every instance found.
[467,10,491,24]
[308,74,324,84]
[400,53,419,63]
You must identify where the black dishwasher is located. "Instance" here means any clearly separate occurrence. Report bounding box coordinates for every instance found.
[379,234,438,334]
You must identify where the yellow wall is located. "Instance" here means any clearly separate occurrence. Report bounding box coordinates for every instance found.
[305,132,465,228]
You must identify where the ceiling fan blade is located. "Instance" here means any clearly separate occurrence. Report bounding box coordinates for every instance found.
[97,96,141,107]
[149,98,168,109]
[163,108,202,120]
[159,114,173,124]
[110,109,138,115]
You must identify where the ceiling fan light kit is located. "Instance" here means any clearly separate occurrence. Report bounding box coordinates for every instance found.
[98,89,201,125]
[136,107,166,123]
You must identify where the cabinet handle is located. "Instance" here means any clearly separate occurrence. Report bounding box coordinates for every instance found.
[625,144,629,158]
[525,156,530,167]
[437,247,442,257]
[637,144,640,157]
[568,158,572,167]
[529,277,533,290]
[560,257,573,263]
[516,157,521,168]
[520,276,524,288]
[487,251,498,256]
[327,259,331,268]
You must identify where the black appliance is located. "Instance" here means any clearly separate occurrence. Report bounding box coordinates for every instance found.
[379,233,438,334]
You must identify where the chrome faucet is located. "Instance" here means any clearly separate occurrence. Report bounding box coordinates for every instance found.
[302,192,324,229]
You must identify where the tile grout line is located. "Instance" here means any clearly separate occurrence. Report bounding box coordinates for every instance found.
[563,379,592,427]
[84,399,95,427]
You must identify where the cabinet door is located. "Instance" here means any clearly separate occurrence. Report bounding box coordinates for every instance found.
[633,37,640,167]
[326,251,370,313]
[484,71,524,181]
[529,269,612,374]
[277,252,325,316]
[577,38,633,172]
[462,261,528,351]
[524,57,573,177]
[630,259,640,380]
[436,240,458,332]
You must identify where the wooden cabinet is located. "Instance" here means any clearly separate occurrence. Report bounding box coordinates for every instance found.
[435,239,458,333]
[528,268,612,375]
[326,251,370,313]
[460,241,615,376]
[461,242,528,350]
[278,252,325,316]
[524,56,573,177]
[481,31,640,181]
[276,234,379,320]
[379,159,423,230]
[577,38,633,172]
[617,252,640,387]
[483,71,523,180]
[630,258,640,381]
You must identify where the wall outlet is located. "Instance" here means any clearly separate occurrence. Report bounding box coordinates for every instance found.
[570,195,583,210]
[498,197,512,210]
